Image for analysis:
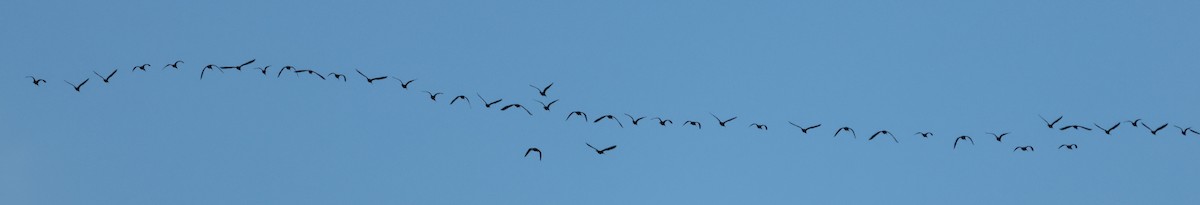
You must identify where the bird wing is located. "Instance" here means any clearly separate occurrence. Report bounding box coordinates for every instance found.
[586,143,598,151]
[356,69,368,78]
[602,145,617,152]
[79,78,88,87]
[543,83,553,93]
[241,59,255,67]
[1059,126,1071,130]
[525,149,533,157]
[519,106,532,115]
[107,69,117,78]
[1155,124,1169,131]
[953,138,960,149]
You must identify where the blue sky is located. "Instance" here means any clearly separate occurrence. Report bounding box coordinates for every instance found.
[2,0,1198,204]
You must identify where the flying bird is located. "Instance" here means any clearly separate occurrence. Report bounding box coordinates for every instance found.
[1058,144,1079,150]
[131,64,151,71]
[593,115,624,128]
[220,59,255,71]
[25,76,47,86]
[565,111,588,121]
[683,121,702,129]
[162,60,184,69]
[869,130,899,143]
[421,91,443,101]
[253,66,271,75]
[834,127,856,138]
[1094,122,1120,135]
[788,122,821,133]
[749,123,769,130]
[586,143,617,155]
[1039,115,1063,129]
[1125,119,1142,127]
[64,78,89,92]
[524,148,542,161]
[355,69,388,83]
[1141,122,1169,135]
[1059,125,1092,131]
[499,104,533,115]
[276,66,297,77]
[294,70,326,80]
[1013,146,1035,152]
[953,136,975,149]
[710,113,737,127]
[535,99,559,111]
[529,83,553,96]
[394,78,416,89]
[449,95,471,106]
[200,64,223,79]
[477,94,503,108]
[987,132,1010,142]
[327,72,348,81]
[652,117,674,126]
[624,114,646,126]
[93,69,117,83]
[914,132,934,138]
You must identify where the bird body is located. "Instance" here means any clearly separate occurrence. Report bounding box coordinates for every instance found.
[869,130,898,143]
[914,132,933,138]
[27,76,47,86]
[788,122,821,133]
[1058,144,1079,150]
[566,111,588,121]
[683,121,702,129]
[834,127,856,138]
[593,115,624,128]
[954,136,975,149]
[499,104,533,115]
[749,123,768,130]
[586,143,617,155]
[1013,146,1035,152]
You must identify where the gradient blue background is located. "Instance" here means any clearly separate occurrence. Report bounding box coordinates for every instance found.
[2,0,1198,204]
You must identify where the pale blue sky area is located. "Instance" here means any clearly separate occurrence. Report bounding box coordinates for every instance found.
[2,1,1198,204]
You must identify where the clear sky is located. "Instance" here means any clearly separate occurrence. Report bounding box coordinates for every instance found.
[2,0,1198,204]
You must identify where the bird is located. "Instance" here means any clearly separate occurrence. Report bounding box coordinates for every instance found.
[421,91,443,101]
[1126,119,1142,127]
[201,64,223,79]
[1059,125,1092,131]
[683,121,702,129]
[529,83,553,96]
[749,123,768,130]
[1141,122,1169,135]
[477,94,503,108]
[1058,144,1079,150]
[294,70,326,80]
[586,143,617,155]
[914,132,934,138]
[276,66,297,77]
[394,78,416,89]
[1013,146,1035,152]
[593,115,624,128]
[1094,122,1120,135]
[162,60,184,70]
[1040,115,1063,129]
[131,64,151,72]
[652,117,674,126]
[64,78,89,92]
[499,104,533,115]
[834,127,856,138]
[93,69,117,83]
[953,136,975,149]
[355,69,388,83]
[524,148,542,161]
[253,65,272,75]
[25,76,47,86]
[565,111,588,121]
[220,59,255,71]
[449,95,471,106]
[710,113,737,127]
[987,132,1010,142]
[624,114,646,126]
[535,99,559,111]
[788,122,821,133]
[327,72,348,81]
[1171,125,1193,136]
[869,130,899,143]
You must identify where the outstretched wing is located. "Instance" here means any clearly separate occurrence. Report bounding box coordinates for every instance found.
[586,143,598,151]
[602,145,617,152]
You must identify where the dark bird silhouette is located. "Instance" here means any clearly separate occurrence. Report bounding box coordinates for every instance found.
[162,60,184,70]
[1040,115,1063,129]
[477,94,503,108]
[253,66,271,75]
[132,64,151,72]
[869,130,899,143]
[624,114,646,126]
[530,83,553,96]
[710,113,737,127]
[652,117,674,126]
[220,59,255,71]
[953,136,975,149]
[1126,119,1142,127]
[834,127,856,138]
[525,148,542,161]
[914,132,934,138]
[1174,126,1194,136]
[276,66,297,77]
[788,122,821,133]
[449,95,471,106]
[200,64,222,79]
[394,78,416,89]
[422,91,443,101]
[26,76,47,86]
[749,123,769,130]
[93,69,117,83]
[499,104,533,115]
[586,143,617,155]
[1058,144,1079,150]
[535,99,559,111]
[1094,122,1120,135]
[593,115,624,128]
[1059,125,1092,131]
[565,111,588,121]
[1142,122,1169,135]
[355,69,388,83]
[987,132,1010,142]
[1013,146,1035,152]
[64,78,89,92]
[683,121,702,129]
[327,72,348,81]
[295,70,326,80]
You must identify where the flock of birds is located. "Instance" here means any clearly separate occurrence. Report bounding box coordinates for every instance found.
[23,59,1200,161]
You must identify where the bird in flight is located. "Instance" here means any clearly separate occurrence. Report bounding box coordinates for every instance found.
[93,69,118,83]
[834,127,856,138]
[1141,122,1169,135]
[652,117,674,126]
[535,99,559,111]
[1013,146,1035,152]
[953,136,975,149]
[276,66,297,78]
[499,104,533,115]
[355,69,388,83]
[394,78,416,89]
[710,113,737,127]
[162,60,184,70]
[1125,119,1142,127]
[1178,126,1200,136]
[987,132,1010,142]
[530,83,553,96]
[64,78,89,92]
[566,111,588,121]
[131,64,151,72]
[586,143,617,155]
[327,72,348,81]
[683,121,702,129]
[524,148,542,161]
[220,59,255,71]
[477,94,503,108]
[449,95,471,106]
[914,132,933,138]
[624,114,646,126]
[295,70,326,80]
[1040,115,1063,129]
[1058,144,1079,150]
[1094,122,1120,135]
[788,122,821,134]
[253,66,271,75]
[869,130,898,143]
[1059,125,1092,131]
[26,76,47,86]
[421,91,443,101]
[201,64,223,79]
[749,123,769,130]
[593,115,624,128]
